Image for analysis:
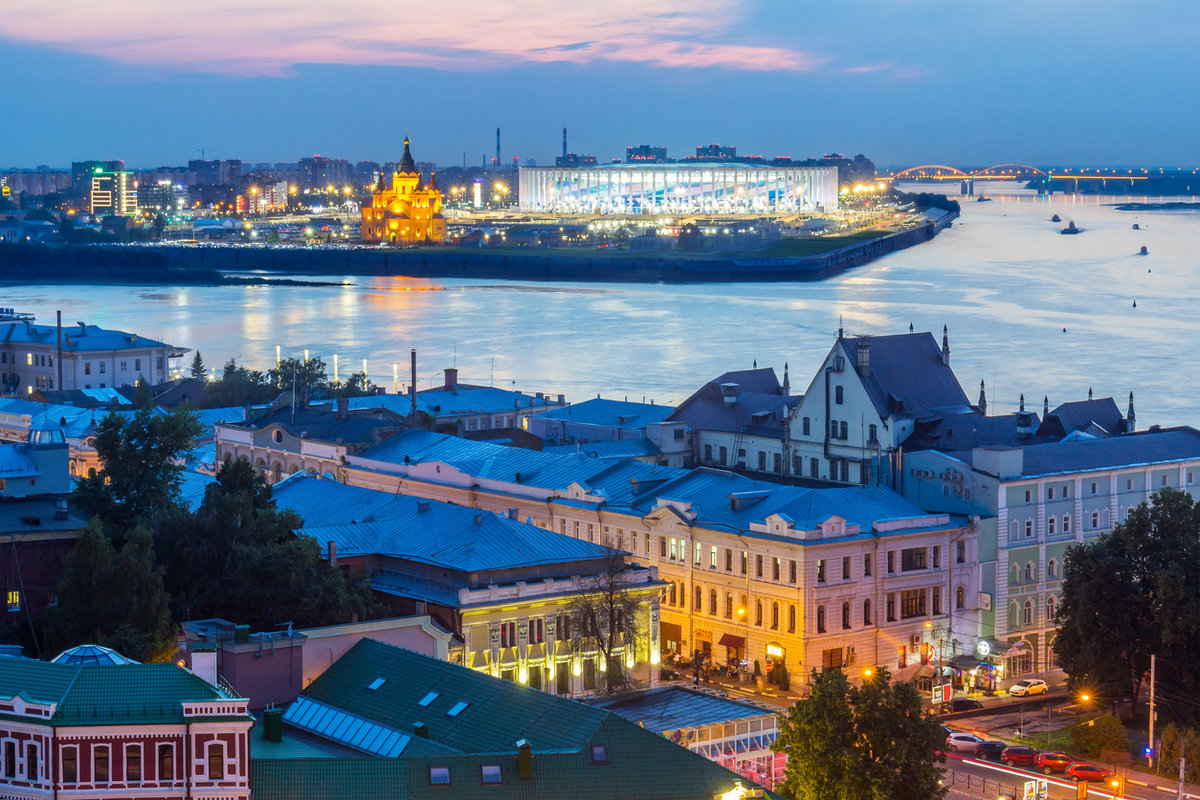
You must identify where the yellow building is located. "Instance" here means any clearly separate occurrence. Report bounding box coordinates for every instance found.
[361,137,446,244]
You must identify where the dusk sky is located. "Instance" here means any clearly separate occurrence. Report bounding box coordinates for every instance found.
[3,0,1199,169]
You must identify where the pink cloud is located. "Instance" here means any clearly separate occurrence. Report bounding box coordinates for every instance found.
[0,0,836,75]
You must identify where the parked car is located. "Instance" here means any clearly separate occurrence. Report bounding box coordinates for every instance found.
[975,740,1007,761]
[1067,762,1113,782]
[1035,752,1074,774]
[945,733,985,753]
[943,698,983,712]
[1009,679,1048,697]
[1001,745,1039,767]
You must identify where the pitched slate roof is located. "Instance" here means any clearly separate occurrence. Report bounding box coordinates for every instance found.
[256,638,777,800]
[840,333,970,417]
[906,411,1042,451]
[541,438,660,460]
[1038,397,1125,438]
[589,685,775,733]
[0,658,243,726]
[350,387,553,419]
[667,367,797,438]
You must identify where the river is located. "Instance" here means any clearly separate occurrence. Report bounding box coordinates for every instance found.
[4,182,1198,427]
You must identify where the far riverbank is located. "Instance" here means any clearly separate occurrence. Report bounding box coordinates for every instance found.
[0,212,955,286]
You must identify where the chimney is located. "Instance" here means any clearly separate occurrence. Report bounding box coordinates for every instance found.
[263,708,283,742]
[562,127,568,158]
[444,368,458,392]
[336,396,348,421]
[413,722,429,738]
[941,325,950,366]
[327,541,338,566]
[856,337,871,378]
[189,641,218,687]
[517,739,532,778]
[410,349,418,416]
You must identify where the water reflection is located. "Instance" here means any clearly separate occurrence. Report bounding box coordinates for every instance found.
[3,187,1199,426]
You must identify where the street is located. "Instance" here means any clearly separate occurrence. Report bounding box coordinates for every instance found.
[943,753,1197,800]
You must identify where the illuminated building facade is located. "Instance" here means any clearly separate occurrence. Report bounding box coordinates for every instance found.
[519,163,838,214]
[361,138,446,245]
[88,168,136,216]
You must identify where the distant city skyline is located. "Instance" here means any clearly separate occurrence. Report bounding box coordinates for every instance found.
[3,1,1199,168]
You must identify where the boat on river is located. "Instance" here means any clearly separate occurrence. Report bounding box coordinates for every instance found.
[1061,221,1081,235]
[1140,246,1149,255]
[1051,214,1062,222]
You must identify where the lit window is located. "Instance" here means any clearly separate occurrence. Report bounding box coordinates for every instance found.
[481,765,501,784]
[591,745,608,764]
[447,701,469,717]
[430,766,451,785]
[6,591,18,612]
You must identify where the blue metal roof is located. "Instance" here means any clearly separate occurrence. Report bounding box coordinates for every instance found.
[541,439,661,460]
[590,686,773,733]
[178,470,218,511]
[530,398,675,429]
[0,320,173,353]
[273,474,416,527]
[992,427,1200,478]
[349,387,556,419]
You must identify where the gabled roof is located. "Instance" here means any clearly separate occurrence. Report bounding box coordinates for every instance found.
[840,333,970,418]
[667,367,795,437]
[233,405,404,445]
[0,658,243,726]
[1038,397,1125,438]
[906,410,1042,451]
[0,320,175,353]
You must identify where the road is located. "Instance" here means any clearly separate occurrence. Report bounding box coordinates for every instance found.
[943,752,1196,800]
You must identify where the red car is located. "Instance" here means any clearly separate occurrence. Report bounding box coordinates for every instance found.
[1035,752,1073,774]
[1000,746,1039,767]
[1067,762,1113,783]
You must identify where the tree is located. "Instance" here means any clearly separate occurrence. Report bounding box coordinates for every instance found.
[773,667,945,800]
[563,549,649,694]
[44,520,175,662]
[72,408,202,535]
[1055,488,1200,718]
[156,458,376,629]
[189,351,207,379]
[1070,715,1128,759]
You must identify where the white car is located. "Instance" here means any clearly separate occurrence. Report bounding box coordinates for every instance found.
[1008,679,1048,697]
[945,732,985,753]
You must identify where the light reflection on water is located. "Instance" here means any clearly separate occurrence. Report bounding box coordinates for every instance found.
[4,183,1199,426]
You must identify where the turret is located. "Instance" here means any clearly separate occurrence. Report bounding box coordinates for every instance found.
[941,325,950,366]
[978,380,987,415]
[1126,391,1135,433]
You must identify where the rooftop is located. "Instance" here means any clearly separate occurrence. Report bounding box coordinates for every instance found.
[0,318,178,354]
[973,426,1200,478]
[840,332,971,418]
[530,397,675,429]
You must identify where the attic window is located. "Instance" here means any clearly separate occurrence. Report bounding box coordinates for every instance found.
[591,745,608,764]
[418,691,439,707]
[481,765,502,784]
[367,677,387,691]
[446,701,469,717]
[429,766,450,785]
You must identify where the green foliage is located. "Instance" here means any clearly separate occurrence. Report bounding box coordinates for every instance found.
[1071,715,1129,758]
[197,356,377,408]
[72,408,202,535]
[156,458,377,630]
[1055,488,1200,717]
[773,668,945,800]
[44,520,175,661]
[1159,723,1200,778]
[131,377,155,410]
[189,351,207,379]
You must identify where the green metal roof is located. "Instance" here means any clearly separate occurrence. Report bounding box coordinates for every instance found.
[0,658,247,726]
[258,639,781,800]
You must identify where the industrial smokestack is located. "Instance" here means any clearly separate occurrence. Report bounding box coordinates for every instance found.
[410,349,417,416]
[562,127,568,158]
[496,128,501,174]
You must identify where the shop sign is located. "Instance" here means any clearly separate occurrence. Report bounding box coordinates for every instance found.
[765,643,784,658]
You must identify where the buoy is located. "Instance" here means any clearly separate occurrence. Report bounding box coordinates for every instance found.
[1133,300,1137,308]
[1062,327,1067,333]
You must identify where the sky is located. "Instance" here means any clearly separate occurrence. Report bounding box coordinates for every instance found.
[2,0,1199,169]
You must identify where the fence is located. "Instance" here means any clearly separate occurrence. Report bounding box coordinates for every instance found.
[943,769,1023,800]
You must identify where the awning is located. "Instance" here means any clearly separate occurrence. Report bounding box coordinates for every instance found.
[660,622,682,643]
[948,654,988,671]
[718,633,745,649]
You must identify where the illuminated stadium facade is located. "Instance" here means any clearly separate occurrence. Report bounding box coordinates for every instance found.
[518,163,839,215]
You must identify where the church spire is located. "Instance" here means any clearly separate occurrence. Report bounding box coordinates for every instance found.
[941,325,950,366]
[428,170,439,191]
[1044,395,1049,417]
[978,380,987,415]
[399,136,416,174]
[782,362,790,395]
[1127,391,1136,433]
[1019,393,1025,412]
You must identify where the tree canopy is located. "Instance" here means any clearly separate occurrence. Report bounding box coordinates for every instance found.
[195,356,377,408]
[1055,487,1200,719]
[772,668,945,800]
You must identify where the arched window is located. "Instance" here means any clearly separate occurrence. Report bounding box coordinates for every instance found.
[725,593,733,619]
[718,446,727,465]
[206,743,224,780]
[771,602,779,630]
[1047,558,1058,578]
[678,582,685,609]
[955,586,965,610]
[695,585,702,609]
[788,604,796,633]
[1047,595,1058,621]
[709,590,717,615]
[1024,561,1034,582]
[863,599,871,625]
[842,601,851,629]
[816,605,826,633]
[1010,563,1020,586]
[1008,601,1019,630]
[668,583,676,606]
[755,600,763,626]
[1023,599,1034,626]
